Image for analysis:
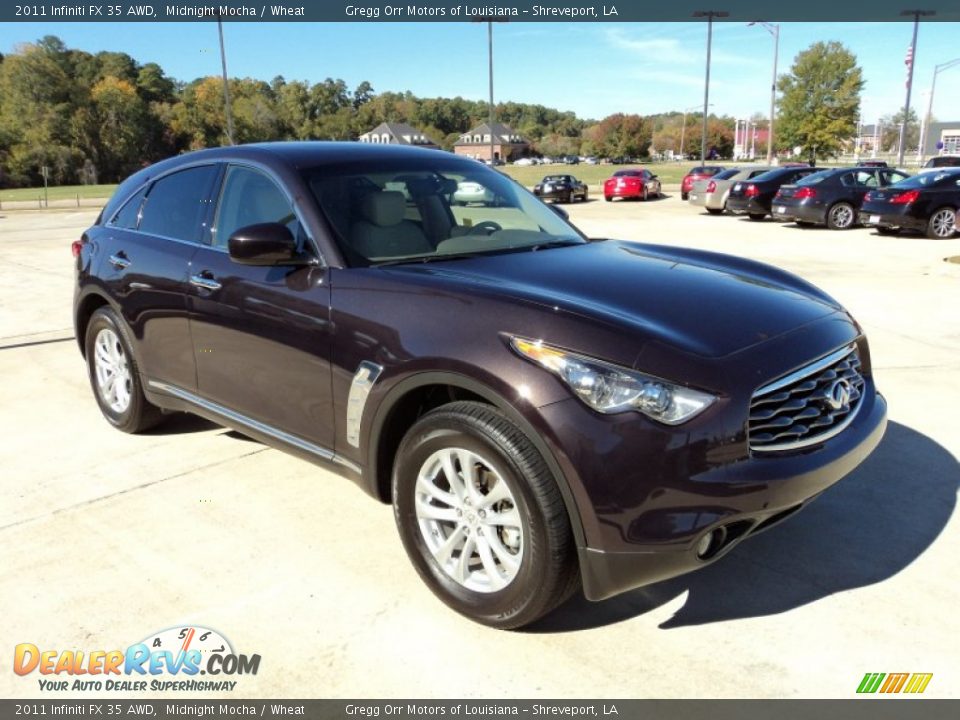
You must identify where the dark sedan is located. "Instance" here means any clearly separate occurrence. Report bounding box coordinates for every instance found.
[74,142,886,629]
[533,174,588,203]
[773,167,910,230]
[727,166,819,220]
[860,168,960,238]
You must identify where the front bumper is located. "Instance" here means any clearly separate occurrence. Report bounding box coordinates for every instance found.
[537,188,574,201]
[574,389,887,600]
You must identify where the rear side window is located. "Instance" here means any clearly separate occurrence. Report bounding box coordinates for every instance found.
[108,186,148,229]
[714,168,739,180]
[139,165,219,243]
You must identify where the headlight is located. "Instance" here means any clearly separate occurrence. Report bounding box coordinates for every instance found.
[510,337,716,425]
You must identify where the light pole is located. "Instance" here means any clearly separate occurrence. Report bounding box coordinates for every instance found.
[748,21,779,163]
[216,13,235,146]
[693,10,729,162]
[897,9,935,167]
[921,57,960,162]
[472,16,506,164]
[680,103,711,160]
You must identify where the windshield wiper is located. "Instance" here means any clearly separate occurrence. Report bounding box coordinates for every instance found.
[373,251,486,267]
[526,239,585,252]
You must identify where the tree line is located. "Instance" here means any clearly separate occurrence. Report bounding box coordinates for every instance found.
[0,35,868,188]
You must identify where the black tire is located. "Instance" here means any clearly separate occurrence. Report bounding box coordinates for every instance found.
[748,213,766,221]
[84,306,162,433]
[826,202,856,230]
[706,207,724,215]
[926,207,957,239]
[875,226,900,236]
[681,192,689,201]
[392,401,579,629]
[604,195,612,202]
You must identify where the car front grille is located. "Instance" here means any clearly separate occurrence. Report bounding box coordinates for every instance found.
[749,345,866,453]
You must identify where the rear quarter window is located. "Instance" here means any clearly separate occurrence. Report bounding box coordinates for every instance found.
[107,186,148,229]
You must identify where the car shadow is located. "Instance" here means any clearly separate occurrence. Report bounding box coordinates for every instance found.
[527,421,958,633]
[143,412,219,436]
[605,194,673,203]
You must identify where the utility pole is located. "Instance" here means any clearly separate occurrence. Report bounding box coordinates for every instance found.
[693,10,729,162]
[217,13,235,146]
[897,9,935,166]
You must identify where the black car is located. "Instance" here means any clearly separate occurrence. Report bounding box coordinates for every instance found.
[727,166,819,220]
[773,167,911,230]
[860,168,960,238]
[533,174,588,203]
[922,155,960,169]
[73,142,886,629]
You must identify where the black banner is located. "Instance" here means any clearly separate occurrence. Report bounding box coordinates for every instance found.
[1,700,958,720]
[3,0,960,23]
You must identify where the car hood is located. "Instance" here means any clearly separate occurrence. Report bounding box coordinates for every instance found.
[384,241,842,359]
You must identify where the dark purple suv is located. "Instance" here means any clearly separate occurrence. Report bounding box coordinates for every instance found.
[73,143,887,628]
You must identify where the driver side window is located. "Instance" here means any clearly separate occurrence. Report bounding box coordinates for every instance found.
[213,166,303,248]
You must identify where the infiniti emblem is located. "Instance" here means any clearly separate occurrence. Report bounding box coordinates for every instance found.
[826,379,851,410]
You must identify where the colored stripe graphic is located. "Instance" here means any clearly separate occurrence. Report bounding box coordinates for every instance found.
[857,673,885,693]
[903,674,933,694]
[857,672,932,694]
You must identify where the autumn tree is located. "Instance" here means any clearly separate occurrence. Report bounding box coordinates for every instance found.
[776,41,864,164]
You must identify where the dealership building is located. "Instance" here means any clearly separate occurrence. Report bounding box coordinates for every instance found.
[923,120,960,157]
[453,122,529,162]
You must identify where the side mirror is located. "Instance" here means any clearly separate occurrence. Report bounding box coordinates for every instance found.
[550,204,569,220]
[228,223,301,266]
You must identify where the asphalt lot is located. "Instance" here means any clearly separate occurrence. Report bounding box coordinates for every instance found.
[1,198,958,699]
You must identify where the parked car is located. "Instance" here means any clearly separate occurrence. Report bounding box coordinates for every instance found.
[726,166,820,220]
[74,142,887,629]
[602,169,661,202]
[562,155,579,165]
[453,180,495,205]
[680,166,725,200]
[918,155,960,173]
[513,157,536,167]
[858,160,889,168]
[859,168,960,238]
[772,167,911,229]
[689,166,771,214]
[584,157,599,165]
[533,174,588,203]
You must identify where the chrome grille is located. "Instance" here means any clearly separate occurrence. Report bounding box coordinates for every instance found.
[749,345,865,453]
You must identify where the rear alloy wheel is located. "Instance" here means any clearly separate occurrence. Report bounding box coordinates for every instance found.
[927,207,957,239]
[827,202,856,230]
[85,307,162,433]
[392,401,578,629]
[748,213,766,221]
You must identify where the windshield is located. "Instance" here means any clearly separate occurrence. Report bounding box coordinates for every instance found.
[798,170,834,186]
[891,170,960,188]
[713,168,740,180]
[302,157,586,267]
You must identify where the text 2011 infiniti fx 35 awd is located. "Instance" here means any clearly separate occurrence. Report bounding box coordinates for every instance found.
[73,143,887,628]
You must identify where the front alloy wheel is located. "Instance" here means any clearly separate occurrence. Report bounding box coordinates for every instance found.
[393,401,579,629]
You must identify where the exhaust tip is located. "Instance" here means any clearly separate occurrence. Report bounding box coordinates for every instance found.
[696,527,726,560]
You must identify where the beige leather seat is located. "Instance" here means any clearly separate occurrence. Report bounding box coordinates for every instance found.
[349,191,432,260]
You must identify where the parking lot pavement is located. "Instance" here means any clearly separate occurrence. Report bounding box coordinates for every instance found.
[1,200,958,699]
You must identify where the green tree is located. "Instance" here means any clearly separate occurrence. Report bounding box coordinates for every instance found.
[776,41,864,164]
[880,107,920,155]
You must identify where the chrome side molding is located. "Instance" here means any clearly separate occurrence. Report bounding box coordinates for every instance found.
[146,380,360,474]
[346,361,384,448]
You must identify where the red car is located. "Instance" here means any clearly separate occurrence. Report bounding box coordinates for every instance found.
[681,166,725,200]
[603,169,662,202]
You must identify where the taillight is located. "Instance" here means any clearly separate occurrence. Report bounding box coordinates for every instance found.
[71,239,87,258]
[864,192,873,202]
[795,187,817,200]
[890,189,920,205]
[745,184,760,198]
[706,181,717,193]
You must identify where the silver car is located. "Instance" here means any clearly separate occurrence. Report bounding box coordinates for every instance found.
[689,166,775,214]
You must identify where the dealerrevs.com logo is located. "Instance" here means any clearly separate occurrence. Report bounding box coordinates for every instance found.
[14,626,261,692]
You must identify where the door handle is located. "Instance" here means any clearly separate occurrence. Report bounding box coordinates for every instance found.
[189,273,222,291]
[109,253,131,270]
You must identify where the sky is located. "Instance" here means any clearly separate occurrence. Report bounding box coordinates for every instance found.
[2,21,959,125]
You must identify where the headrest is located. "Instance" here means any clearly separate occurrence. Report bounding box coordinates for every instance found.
[359,191,405,227]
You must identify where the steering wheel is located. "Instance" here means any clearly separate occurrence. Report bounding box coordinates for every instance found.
[468,221,502,235]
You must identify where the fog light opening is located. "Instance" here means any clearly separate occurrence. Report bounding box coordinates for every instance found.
[696,527,726,560]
